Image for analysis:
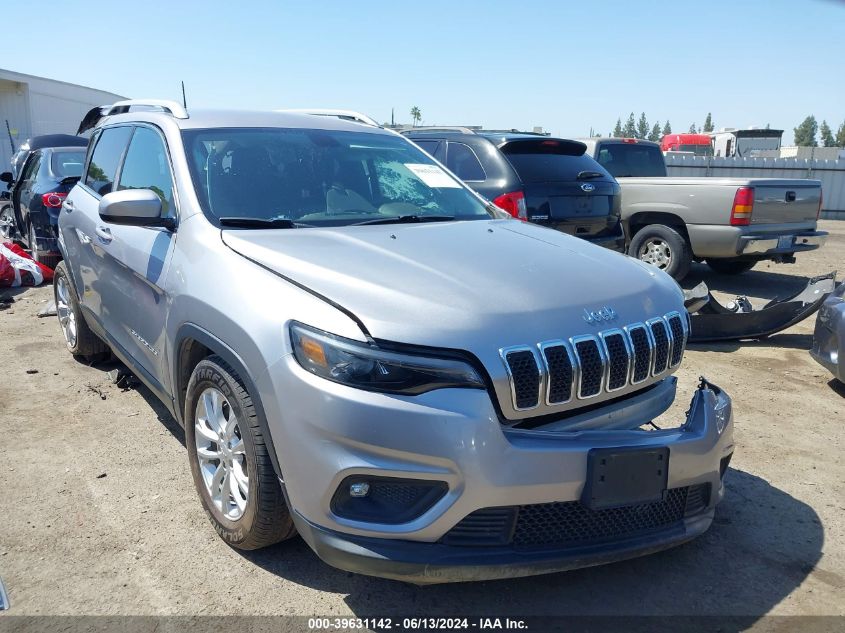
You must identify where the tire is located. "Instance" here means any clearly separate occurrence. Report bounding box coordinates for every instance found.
[185,355,296,550]
[706,259,756,275]
[628,224,692,281]
[0,203,16,241]
[53,261,110,361]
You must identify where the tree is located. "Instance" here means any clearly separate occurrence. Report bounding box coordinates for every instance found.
[636,112,649,140]
[612,118,623,137]
[622,112,637,138]
[703,112,714,133]
[819,120,835,147]
[793,115,818,147]
[410,106,422,127]
[688,123,698,134]
[662,120,672,136]
[836,121,845,147]
[648,123,662,142]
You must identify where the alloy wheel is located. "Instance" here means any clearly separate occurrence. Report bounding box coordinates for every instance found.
[0,205,14,240]
[55,275,77,348]
[194,387,249,520]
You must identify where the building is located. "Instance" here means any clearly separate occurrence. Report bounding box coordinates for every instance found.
[0,68,126,170]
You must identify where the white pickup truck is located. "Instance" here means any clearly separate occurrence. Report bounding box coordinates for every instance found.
[580,138,827,280]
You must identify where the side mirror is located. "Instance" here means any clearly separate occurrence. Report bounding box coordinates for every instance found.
[0,172,12,184]
[98,189,175,229]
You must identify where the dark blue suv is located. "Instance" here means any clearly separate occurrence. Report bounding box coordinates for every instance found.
[403,128,624,251]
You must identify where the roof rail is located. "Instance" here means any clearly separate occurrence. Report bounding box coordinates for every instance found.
[402,126,478,134]
[107,99,189,119]
[279,109,380,127]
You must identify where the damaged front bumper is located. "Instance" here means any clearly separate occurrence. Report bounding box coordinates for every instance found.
[685,272,838,343]
[276,365,734,583]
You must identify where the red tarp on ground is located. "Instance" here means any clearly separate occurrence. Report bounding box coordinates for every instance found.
[0,242,54,287]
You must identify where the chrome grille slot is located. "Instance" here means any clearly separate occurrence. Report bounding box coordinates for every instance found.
[541,343,574,405]
[502,347,541,410]
[601,330,631,392]
[649,319,670,375]
[626,325,652,384]
[574,337,604,399]
[667,313,686,367]
[500,310,686,414]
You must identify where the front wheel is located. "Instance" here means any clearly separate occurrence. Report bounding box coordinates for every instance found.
[706,258,756,275]
[185,356,296,550]
[628,224,692,281]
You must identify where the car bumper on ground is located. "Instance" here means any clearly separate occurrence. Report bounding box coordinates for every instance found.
[810,288,845,383]
[261,354,734,582]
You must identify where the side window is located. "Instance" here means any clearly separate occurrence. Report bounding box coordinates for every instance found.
[117,127,175,215]
[19,153,42,185]
[446,142,485,181]
[413,140,440,156]
[85,127,132,196]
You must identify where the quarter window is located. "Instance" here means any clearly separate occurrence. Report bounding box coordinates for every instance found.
[85,127,132,196]
[117,127,175,215]
[446,142,485,181]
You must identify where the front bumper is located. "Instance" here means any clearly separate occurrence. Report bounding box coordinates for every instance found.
[260,355,734,582]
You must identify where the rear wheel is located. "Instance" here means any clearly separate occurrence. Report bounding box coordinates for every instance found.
[628,224,692,281]
[185,356,296,550]
[53,261,110,361]
[706,258,756,275]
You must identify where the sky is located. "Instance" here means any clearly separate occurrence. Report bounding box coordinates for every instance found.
[4,0,844,144]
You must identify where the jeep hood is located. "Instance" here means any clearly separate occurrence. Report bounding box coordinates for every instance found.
[221,219,683,350]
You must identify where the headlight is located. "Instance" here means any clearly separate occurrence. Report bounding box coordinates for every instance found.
[290,323,485,395]
[713,389,731,435]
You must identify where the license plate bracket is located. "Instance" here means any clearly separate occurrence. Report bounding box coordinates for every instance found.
[778,235,793,249]
[582,447,669,510]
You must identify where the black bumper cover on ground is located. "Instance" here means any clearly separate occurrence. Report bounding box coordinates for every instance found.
[685,272,838,343]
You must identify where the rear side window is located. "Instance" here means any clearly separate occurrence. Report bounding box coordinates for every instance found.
[501,140,609,183]
[595,143,666,177]
[412,139,440,156]
[19,153,42,184]
[85,127,132,196]
[117,127,174,215]
[446,142,485,181]
[51,151,85,178]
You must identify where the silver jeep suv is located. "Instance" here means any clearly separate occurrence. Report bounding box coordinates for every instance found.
[55,100,734,583]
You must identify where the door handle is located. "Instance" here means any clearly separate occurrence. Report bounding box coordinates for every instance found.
[62,199,74,211]
[95,226,113,243]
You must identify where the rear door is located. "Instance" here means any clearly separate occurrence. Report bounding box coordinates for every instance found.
[93,125,178,383]
[500,140,620,237]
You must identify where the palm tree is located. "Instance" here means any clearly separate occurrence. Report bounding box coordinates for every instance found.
[410,106,422,127]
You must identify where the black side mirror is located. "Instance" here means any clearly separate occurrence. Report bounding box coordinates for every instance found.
[0,172,12,184]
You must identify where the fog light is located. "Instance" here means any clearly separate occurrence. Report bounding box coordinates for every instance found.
[331,476,448,524]
[349,482,370,497]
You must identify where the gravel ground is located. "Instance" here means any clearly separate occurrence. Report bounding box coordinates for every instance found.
[0,221,842,620]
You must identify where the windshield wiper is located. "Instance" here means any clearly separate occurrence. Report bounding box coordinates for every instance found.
[576,171,605,180]
[218,216,305,229]
[353,215,456,226]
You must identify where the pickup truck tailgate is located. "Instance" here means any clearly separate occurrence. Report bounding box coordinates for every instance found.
[749,180,821,225]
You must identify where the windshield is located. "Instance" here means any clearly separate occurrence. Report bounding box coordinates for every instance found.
[595,143,667,177]
[182,128,492,227]
[50,150,85,178]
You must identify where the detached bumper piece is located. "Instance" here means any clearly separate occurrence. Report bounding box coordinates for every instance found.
[684,271,838,343]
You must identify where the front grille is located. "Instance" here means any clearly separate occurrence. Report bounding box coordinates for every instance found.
[500,311,687,412]
[443,484,710,549]
[504,349,541,410]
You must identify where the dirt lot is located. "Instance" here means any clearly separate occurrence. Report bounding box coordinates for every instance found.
[0,221,843,621]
